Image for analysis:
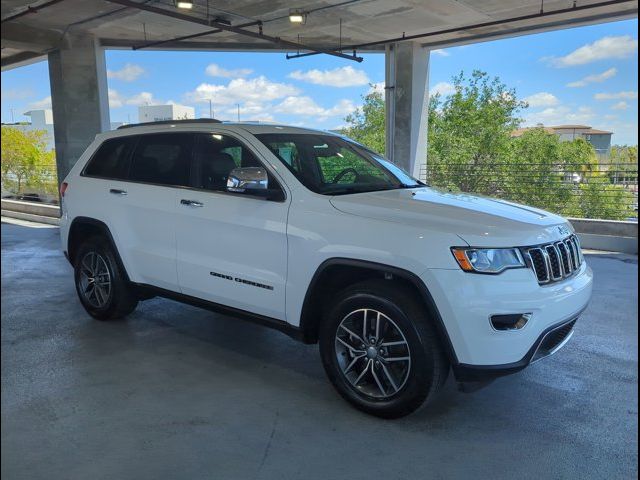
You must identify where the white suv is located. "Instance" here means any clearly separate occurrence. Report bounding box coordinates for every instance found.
[60,119,593,418]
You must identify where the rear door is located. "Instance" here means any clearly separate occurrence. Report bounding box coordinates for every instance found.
[175,131,290,320]
[113,132,194,291]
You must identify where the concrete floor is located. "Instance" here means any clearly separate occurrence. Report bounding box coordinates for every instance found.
[1,220,638,480]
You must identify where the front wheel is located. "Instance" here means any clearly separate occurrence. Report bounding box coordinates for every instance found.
[319,280,448,418]
[74,236,138,320]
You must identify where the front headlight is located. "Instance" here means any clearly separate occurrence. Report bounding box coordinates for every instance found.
[451,247,525,274]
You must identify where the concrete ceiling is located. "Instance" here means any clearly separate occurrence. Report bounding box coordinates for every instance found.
[1,0,638,69]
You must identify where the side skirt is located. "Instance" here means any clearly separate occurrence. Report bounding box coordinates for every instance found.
[133,283,304,342]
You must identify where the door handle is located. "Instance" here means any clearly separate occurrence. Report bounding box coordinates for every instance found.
[109,188,127,195]
[180,199,204,207]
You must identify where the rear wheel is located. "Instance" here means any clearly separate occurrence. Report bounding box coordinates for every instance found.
[319,279,448,418]
[74,236,138,320]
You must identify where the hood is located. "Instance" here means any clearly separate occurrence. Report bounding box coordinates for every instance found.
[329,187,572,247]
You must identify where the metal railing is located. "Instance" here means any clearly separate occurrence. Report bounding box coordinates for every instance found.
[2,159,638,221]
[420,160,638,221]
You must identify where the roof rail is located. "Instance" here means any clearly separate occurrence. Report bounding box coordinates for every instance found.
[117,118,222,129]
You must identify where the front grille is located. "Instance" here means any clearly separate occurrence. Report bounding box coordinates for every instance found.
[532,319,577,362]
[524,234,583,285]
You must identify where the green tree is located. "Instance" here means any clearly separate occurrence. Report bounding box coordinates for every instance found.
[608,145,638,185]
[503,131,598,213]
[1,127,56,195]
[427,70,527,194]
[342,86,385,154]
[570,177,636,220]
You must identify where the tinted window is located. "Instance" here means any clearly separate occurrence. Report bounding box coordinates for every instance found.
[83,137,135,179]
[256,133,420,195]
[129,133,193,187]
[193,133,265,191]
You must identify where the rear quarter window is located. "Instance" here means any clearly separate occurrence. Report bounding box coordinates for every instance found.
[83,137,135,179]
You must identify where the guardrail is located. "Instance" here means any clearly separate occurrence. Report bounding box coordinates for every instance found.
[2,199,636,254]
[1,199,60,226]
[421,160,638,222]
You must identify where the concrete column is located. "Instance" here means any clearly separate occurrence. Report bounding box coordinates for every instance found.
[385,42,430,180]
[48,33,110,185]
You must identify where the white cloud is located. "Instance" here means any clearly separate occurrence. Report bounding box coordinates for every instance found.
[107,63,144,82]
[548,35,638,67]
[431,49,450,57]
[594,91,638,100]
[327,99,357,117]
[523,105,596,126]
[611,101,629,111]
[566,67,617,87]
[288,66,370,87]
[205,63,253,78]
[185,76,299,105]
[108,89,124,108]
[273,96,356,119]
[524,92,559,107]
[431,82,455,96]
[107,90,186,109]
[27,96,52,109]
[125,92,159,106]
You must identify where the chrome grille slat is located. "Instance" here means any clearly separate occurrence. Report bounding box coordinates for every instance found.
[556,242,572,276]
[528,248,550,284]
[545,245,562,280]
[526,234,582,285]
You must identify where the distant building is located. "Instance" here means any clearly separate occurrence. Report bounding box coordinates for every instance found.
[2,109,125,152]
[138,104,195,123]
[512,124,613,158]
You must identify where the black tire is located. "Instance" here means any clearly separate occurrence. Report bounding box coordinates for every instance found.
[74,236,138,320]
[319,279,449,418]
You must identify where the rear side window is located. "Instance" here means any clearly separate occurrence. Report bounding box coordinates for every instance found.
[83,137,135,179]
[129,133,193,187]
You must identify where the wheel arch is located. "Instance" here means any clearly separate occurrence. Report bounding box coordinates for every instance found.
[298,258,459,365]
[67,216,130,281]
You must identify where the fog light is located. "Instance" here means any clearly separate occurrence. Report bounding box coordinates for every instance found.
[490,313,531,331]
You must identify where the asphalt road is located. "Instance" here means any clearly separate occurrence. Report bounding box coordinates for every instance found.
[1,220,638,479]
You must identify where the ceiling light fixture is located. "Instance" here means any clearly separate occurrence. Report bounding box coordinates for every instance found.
[289,9,307,24]
[176,0,193,9]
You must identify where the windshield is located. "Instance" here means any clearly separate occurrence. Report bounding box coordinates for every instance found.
[255,133,421,195]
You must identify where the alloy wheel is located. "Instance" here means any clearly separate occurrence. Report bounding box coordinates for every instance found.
[78,251,112,308]
[334,308,411,399]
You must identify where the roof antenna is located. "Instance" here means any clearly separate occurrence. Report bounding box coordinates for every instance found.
[540,0,544,14]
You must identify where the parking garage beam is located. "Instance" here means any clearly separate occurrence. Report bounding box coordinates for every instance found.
[48,33,110,186]
[385,42,430,180]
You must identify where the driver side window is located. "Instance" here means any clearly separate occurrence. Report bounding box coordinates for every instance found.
[193,134,260,191]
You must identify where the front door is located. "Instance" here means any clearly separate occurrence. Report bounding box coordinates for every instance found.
[175,131,290,321]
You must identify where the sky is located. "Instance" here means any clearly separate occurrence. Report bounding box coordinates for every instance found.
[1,18,638,145]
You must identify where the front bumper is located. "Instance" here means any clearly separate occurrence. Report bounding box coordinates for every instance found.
[453,313,581,382]
[421,261,593,378]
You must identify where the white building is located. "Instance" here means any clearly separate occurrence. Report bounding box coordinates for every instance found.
[138,104,195,123]
[3,109,125,152]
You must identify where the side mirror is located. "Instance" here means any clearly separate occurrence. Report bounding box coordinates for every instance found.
[227,167,268,193]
